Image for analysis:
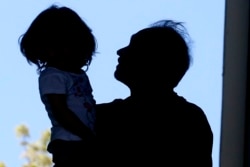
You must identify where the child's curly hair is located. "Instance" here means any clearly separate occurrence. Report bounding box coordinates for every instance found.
[19,4,97,73]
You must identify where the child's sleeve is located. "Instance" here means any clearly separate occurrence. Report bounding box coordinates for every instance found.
[39,70,67,96]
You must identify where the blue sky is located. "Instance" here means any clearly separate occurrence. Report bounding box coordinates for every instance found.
[0,1,225,166]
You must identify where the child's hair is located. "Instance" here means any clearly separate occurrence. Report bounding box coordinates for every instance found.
[19,4,97,73]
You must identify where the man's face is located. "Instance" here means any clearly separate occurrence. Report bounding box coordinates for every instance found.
[114,30,151,85]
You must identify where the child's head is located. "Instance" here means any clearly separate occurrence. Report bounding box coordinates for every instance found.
[19,4,97,73]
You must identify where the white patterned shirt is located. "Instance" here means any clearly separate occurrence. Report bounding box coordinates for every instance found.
[39,67,96,141]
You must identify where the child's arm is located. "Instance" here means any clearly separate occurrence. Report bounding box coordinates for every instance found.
[45,93,95,141]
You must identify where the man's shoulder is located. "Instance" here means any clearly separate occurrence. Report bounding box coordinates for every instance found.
[97,98,124,108]
[174,95,204,113]
[96,98,126,116]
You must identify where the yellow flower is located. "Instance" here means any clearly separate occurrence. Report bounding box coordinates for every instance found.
[0,162,6,167]
[15,124,30,138]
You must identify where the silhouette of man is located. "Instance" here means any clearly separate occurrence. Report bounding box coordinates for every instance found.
[97,20,213,167]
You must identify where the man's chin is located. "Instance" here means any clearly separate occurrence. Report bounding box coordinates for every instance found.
[114,71,123,82]
[114,71,119,80]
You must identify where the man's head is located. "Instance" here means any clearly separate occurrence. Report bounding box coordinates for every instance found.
[115,20,192,89]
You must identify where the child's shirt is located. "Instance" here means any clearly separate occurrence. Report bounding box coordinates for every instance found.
[39,67,96,141]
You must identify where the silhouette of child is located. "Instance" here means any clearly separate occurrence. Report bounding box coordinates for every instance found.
[97,20,213,167]
[19,4,97,166]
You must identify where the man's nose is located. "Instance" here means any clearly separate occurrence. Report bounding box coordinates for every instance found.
[117,47,127,56]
